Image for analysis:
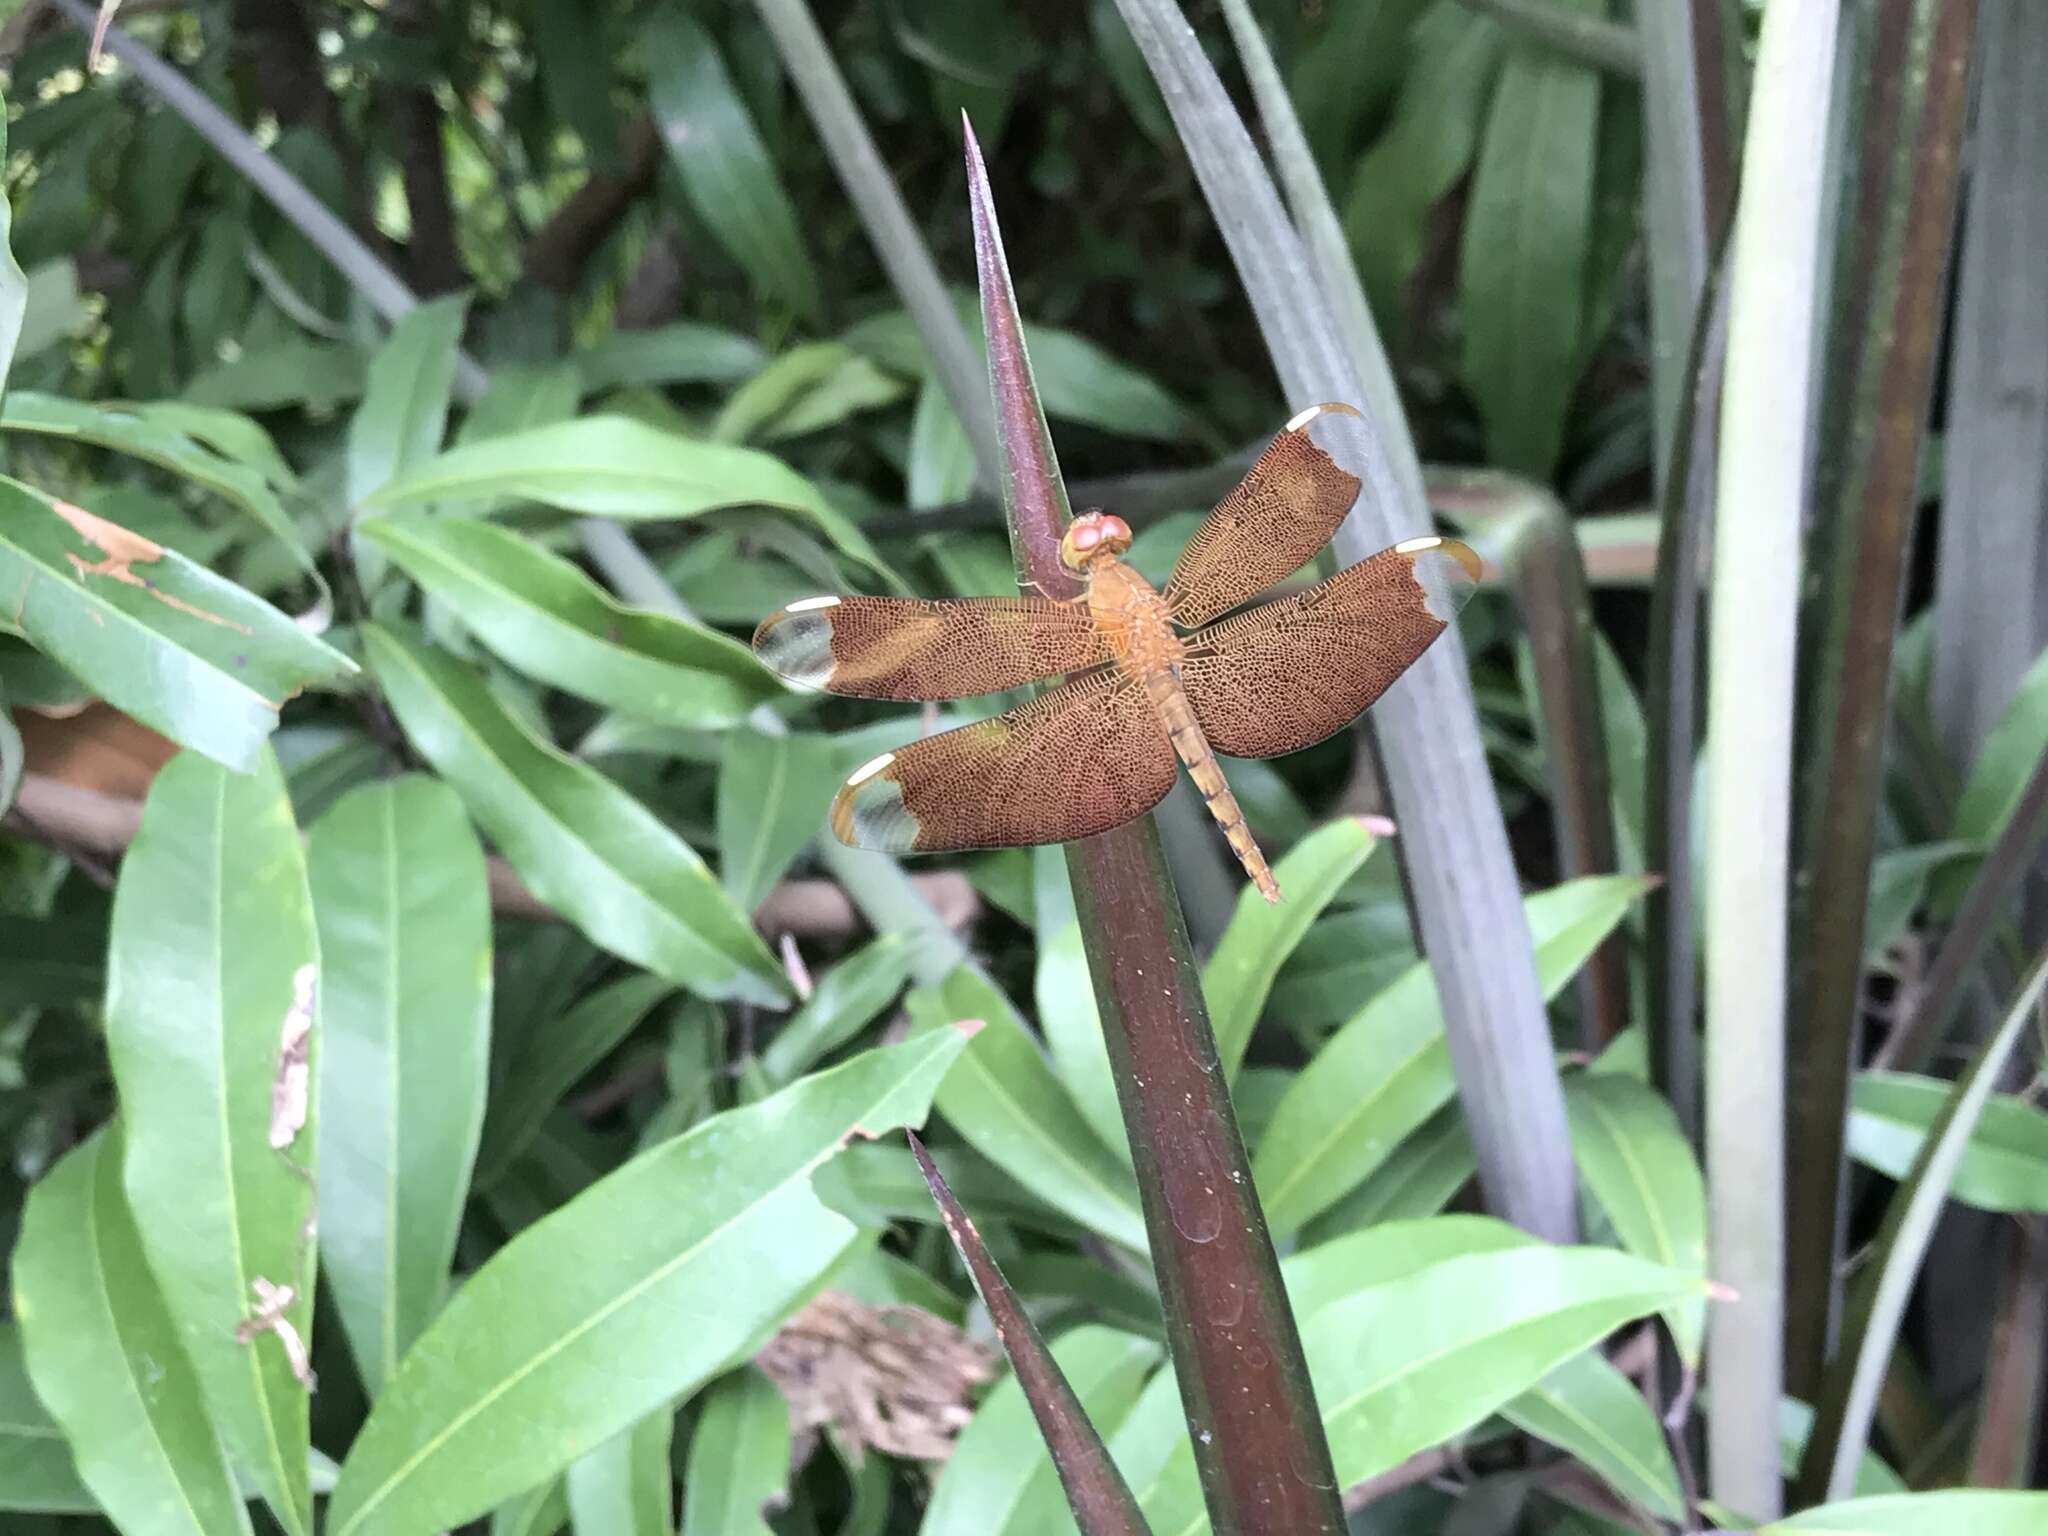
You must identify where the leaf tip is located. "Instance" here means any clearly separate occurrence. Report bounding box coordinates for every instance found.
[949,1015,987,1040]
[1352,812,1398,839]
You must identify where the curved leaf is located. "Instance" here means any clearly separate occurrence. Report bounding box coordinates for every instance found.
[644,5,820,319]
[0,1323,95,1514]
[0,93,25,392]
[358,415,884,575]
[325,1030,970,1536]
[13,1126,248,1535]
[1565,1073,1708,1365]
[0,478,354,771]
[310,777,493,1397]
[346,295,467,505]
[102,749,317,1535]
[1256,875,1652,1236]
[1846,1070,2048,1214]
[1299,1104,1477,1242]
[365,624,789,1006]
[718,730,846,912]
[1501,1351,1682,1521]
[1768,1492,2048,1533]
[760,935,916,1086]
[362,514,781,729]
[565,1410,673,1536]
[1206,816,1382,1077]
[1941,645,2048,912]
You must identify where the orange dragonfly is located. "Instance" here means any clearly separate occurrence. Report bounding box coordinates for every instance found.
[751,404,1479,902]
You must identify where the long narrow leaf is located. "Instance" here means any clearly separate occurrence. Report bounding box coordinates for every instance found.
[309,778,493,1399]
[102,750,319,1536]
[325,1030,970,1536]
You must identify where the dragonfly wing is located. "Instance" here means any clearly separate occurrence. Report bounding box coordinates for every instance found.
[1180,537,1480,759]
[1161,403,1364,629]
[832,668,1177,851]
[754,594,1110,701]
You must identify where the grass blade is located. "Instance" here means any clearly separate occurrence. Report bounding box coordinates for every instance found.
[1703,0,1841,1513]
[1113,0,1578,1245]
[1795,945,2048,1503]
[909,1133,1153,1536]
[1784,0,1979,1396]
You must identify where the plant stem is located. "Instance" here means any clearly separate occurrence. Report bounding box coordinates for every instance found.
[1703,0,1841,1516]
[1456,0,1641,77]
[1783,0,1979,1400]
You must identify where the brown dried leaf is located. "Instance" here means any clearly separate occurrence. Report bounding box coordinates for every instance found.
[234,1277,317,1392]
[753,1289,995,1465]
[52,500,249,633]
[268,963,317,1150]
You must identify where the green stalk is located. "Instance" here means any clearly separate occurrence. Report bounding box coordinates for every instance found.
[965,125,1345,1536]
[1703,0,1841,1517]
[1637,0,1712,487]
[1794,944,2048,1503]
[1428,470,1624,1048]
[1116,0,1580,1244]
[1783,0,1979,1399]
[1643,240,1730,1149]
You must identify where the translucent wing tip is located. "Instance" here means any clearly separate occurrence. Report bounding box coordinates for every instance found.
[1283,401,1364,434]
[1392,536,1482,622]
[752,596,842,691]
[831,752,921,851]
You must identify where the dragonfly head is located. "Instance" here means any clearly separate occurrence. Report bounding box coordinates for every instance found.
[1059,510,1133,571]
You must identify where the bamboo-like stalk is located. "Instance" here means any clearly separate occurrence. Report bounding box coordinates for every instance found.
[1703,0,1841,1517]
[1427,470,1624,1048]
[1783,0,1979,1400]
[1113,0,1579,1244]
[1968,1214,2048,1487]
[907,1133,1152,1536]
[1636,0,1712,488]
[746,0,1000,481]
[1794,944,2048,1503]
[965,124,1345,1536]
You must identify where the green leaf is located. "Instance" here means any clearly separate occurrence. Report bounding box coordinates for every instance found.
[1864,840,1980,959]
[1501,1351,1683,1521]
[126,401,298,492]
[680,1370,787,1536]
[0,1322,95,1514]
[907,379,978,509]
[478,974,674,1185]
[1767,1492,2048,1533]
[533,0,621,171]
[0,94,32,395]
[310,777,493,1398]
[362,514,782,729]
[0,391,316,573]
[1341,5,1505,322]
[760,935,916,1086]
[566,1410,674,1536]
[717,730,845,912]
[13,1126,251,1535]
[924,1327,1160,1536]
[907,967,1148,1251]
[1564,1073,1708,1365]
[347,294,469,506]
[359,415,885,575]
[1256,875,1652,1235]
[365,625,789,1006]
[711,342,905,443]
[185,340,366,413]
[325,1031,970,1536]
[1460,21,1603,476]
[1299,1104,1478,1242]
[576,322,767,393]
[644,5,820,319]
[1846,1070,2048,1213]
[1282,1213,1531,1319]
[1034,911,1127,1166]
[1140,1245,1699,1536]
[492,1478,569,1536]
[1942,644,2048,910]
[0,481,352,770]
[101,749,317,1535]
[1777,1397,1903,1498]
[1206,817,1382,1077]
[1012,327,1197,443]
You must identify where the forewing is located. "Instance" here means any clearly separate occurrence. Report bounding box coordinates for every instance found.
[1181,537,1480,759]
[753,594,1110,701]
[1161,404,1364,628]
[831,669,1177,852]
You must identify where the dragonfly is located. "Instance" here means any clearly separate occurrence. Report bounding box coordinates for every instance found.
[751,404,1480,903]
